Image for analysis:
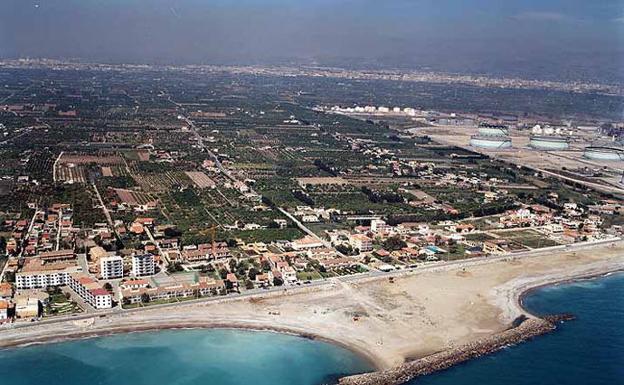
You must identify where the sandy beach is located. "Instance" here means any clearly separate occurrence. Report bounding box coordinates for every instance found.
[1,241,623,370]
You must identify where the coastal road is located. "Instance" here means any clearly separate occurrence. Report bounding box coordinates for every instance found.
[3,236,621,332]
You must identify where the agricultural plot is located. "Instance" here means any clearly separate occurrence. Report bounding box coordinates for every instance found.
[56,164,87,183]
[231,162,277,179]
[158,183,300,245]
[59,153,124,165]
[56,153,125,184]
[23,150,55,183]
[113,188,156,207]
[464,232,496,242]
[185,171,216,189]
[101,166,114,177]
[227,228,303,243]
[308,187,415,215]
[133,171,192,193]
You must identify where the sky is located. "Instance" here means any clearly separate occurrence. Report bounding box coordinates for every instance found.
[1,0,623,83]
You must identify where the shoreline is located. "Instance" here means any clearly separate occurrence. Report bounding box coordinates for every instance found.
[2,266,621,370]
[0,247,622,383]
[339,263,624,385]
[0,321,385,372]
[516,269,624,318]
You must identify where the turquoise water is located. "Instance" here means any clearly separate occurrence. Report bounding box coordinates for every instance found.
[409,272,624,385]
[0,329,373,385]
[1,273,622,385]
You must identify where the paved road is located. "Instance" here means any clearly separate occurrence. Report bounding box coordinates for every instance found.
[277,207,334,248]
[52,151,64,182]
[180,111,340,254]
[92,183,113,228]
[181,115,239,185]
[3,237,620,332]
[144,226,170,268]
[55,208,62,251]
[0,209,38,282]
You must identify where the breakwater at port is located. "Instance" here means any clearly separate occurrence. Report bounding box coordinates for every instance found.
[339,316,569,385]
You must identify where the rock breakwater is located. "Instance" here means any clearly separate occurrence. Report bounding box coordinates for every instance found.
[339,317,562,385]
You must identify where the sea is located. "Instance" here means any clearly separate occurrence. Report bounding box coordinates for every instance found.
[0,273,622,385]
[0,329,373,385]
[409,272,624,385]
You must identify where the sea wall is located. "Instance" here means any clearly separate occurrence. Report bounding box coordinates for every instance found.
[339,317,561,385]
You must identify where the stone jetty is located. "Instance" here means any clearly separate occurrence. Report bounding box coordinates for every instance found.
[340,317,563,385]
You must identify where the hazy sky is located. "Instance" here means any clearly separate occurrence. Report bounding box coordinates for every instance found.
[1,0,623,82]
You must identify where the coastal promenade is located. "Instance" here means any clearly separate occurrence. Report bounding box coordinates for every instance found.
[2,238,618,332]
[0,238,622,375]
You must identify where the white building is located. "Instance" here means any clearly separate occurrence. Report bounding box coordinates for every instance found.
[119,279,149,291]
[68,274,112,309]
[349,234,373,252]
[274,219,288,229]
[301,214,320,223]
[281,266,298,283]
[545,223,564,234]
[370,219,390,233]
[132,254,155,277]
[291,236,325,251]
[15,259,81,290]
[100,255,124,280]
[0,300,9,320]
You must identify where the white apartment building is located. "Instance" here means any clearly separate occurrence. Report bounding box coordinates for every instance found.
[15,258,82,290]
[370,219,390,233]
[349,234,373,252]
[68,274,112,309]
[281,266,297,283]
[100,255,124,280]
[132,254,155,277]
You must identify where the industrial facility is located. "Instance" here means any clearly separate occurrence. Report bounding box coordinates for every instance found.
[583,146,624,161]
[469,124,512,149]
[528,125,570,151]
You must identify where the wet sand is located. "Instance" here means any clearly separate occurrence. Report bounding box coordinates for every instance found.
[0,241,623,371]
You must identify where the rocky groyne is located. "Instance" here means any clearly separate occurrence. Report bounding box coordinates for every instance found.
[339,317,563,385]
